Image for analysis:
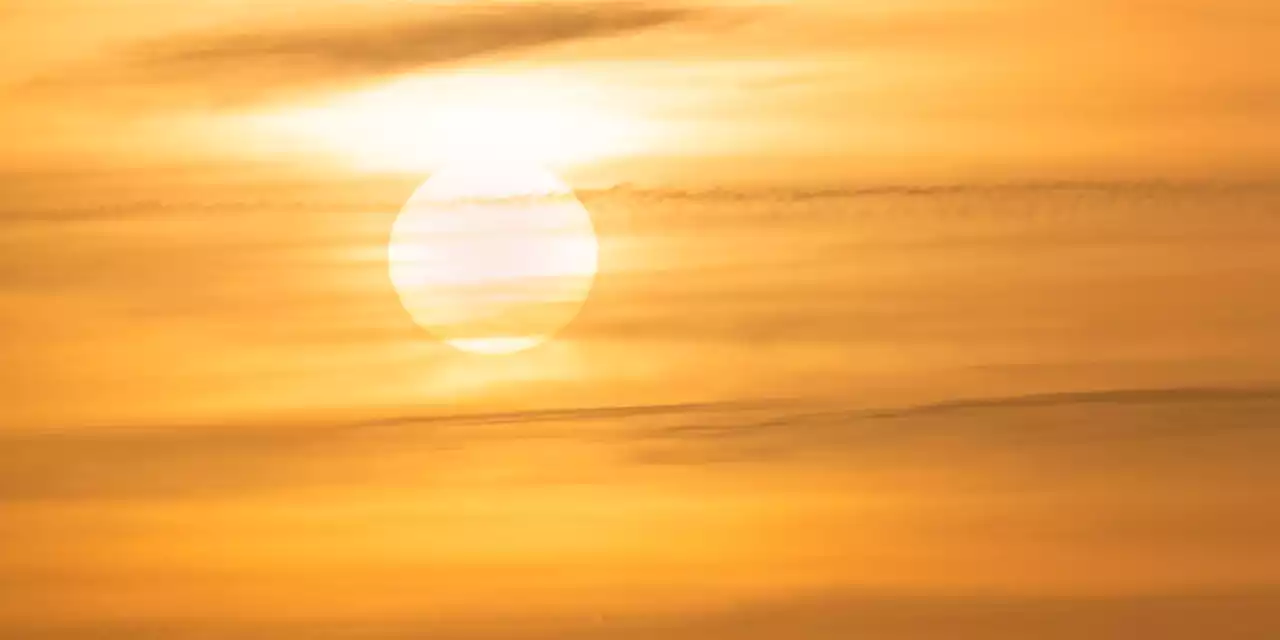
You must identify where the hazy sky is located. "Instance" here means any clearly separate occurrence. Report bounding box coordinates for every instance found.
[1,1,1278,638]
[1,0,1277,183]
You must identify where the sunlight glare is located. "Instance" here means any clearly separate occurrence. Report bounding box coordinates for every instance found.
[388,163,599,355]
[248,71,651,171]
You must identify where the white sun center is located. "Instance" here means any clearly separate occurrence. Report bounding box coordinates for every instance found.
[388,163,599,355]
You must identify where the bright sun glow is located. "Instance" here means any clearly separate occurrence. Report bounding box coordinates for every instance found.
[388,163,599,355]
[247,71,653,171]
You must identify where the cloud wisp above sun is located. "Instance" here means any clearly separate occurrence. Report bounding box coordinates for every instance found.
[46,1,711,107]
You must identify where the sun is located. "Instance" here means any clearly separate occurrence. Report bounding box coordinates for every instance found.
[388,162,599,355]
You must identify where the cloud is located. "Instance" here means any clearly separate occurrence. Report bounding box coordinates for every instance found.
[6,589,1279,639]
[37,1,709,107]
[2,387,1277,635]
[2,386,1278,501]
[623,386,1280,465]
[521,589,1280,640]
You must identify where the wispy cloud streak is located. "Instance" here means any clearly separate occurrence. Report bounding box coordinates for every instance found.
[37,2,708,106]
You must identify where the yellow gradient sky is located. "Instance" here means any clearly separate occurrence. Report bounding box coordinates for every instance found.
[1,0,1277,184]
[1,1,1279,638]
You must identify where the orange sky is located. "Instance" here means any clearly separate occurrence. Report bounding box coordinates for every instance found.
[1,0,1277,184]
[1,2,1278,638]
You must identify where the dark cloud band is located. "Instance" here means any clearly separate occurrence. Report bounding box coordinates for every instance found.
[38,2,706,106]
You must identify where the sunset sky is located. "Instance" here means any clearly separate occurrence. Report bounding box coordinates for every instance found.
[3,0,1277,183]
[1,1,1278,638]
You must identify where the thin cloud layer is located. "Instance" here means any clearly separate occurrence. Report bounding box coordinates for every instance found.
[1,385,1278,637]
[42,1,709,106]
[2,386,1278,501]
[5,590,1278,639]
